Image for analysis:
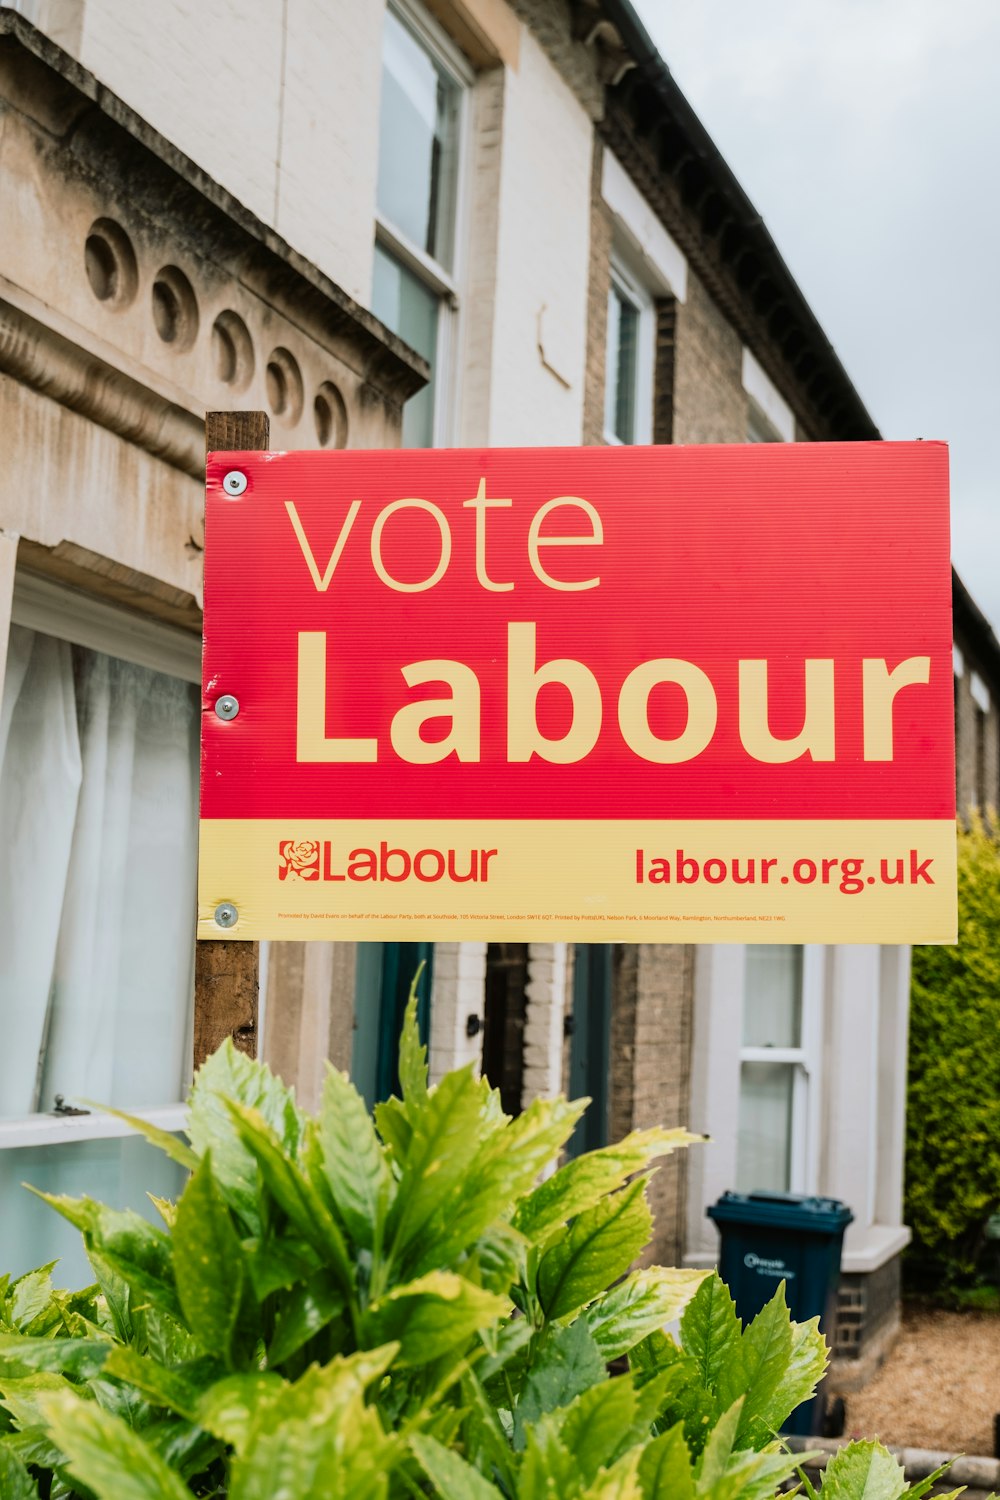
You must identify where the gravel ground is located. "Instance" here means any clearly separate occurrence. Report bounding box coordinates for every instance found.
[839,1305,1000,1457]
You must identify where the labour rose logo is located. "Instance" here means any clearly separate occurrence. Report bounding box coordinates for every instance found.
[278,839,320,881]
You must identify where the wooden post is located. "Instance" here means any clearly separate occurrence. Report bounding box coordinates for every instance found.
[193,410,268,1068]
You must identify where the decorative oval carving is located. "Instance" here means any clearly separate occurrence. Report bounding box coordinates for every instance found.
[212,310,254,391]
[314,380,348,448]
[265,346,303,425]
[84,218,138,309]
[152,265,199,351]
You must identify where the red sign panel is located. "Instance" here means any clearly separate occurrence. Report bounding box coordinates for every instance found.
[198,442,955,943]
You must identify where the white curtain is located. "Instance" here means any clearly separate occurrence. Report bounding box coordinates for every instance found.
[0,625,198,1117]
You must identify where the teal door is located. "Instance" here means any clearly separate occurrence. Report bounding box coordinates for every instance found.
[353,942,433,1107]
[567,945,612,1156]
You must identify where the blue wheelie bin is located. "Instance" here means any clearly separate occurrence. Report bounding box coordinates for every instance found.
[707,1190,853,1437]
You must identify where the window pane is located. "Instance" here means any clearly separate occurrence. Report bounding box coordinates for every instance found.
[372,242,438,447]
[0,624,199,1117]
[0,1136,187,1286]
[736,1061,794,1193]
[605,284,639,443]
[743,945,802,1048]
[377,7,460,270]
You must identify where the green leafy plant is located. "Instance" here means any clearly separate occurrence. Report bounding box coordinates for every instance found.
[907,810,1000,1289]
[0,991,961,1498]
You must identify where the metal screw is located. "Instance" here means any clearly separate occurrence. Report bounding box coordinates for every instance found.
[222,470,248,497]
[215,695,240,721]
[214,902,238,929]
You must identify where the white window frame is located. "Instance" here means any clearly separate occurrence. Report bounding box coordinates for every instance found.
[374,0,474,448]
[603,252,654,447]
[0,563,201,1152]
[684,943,825,1268]
[737,944,823,1195]
[10,572,201,685]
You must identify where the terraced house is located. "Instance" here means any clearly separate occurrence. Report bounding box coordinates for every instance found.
[0,0,975,1387]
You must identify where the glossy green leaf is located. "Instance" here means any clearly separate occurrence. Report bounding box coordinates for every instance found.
[729,1287,793,1449]
[906,1458,960,1500]
[537,1176,652,1320]
[227,1350,400,1499]
[631,1335,717,1462]
[101,1345,204,1420]
[818,1440,908,1500]
[580,1446,643,1500]
[0,1334,110,1380]
[39,1389,193,1500]
[317,1067,393,1250]
[373,1095,412,1164]
[87,1251,132,1342]
[0,1447,40,1500]
[470,1220,529,1296]
[147,1194,177,1228]
[385,1066,497,1267]
[680,1272,744,1398]
[0,1372,75,1429]
[699,1443,811,1500]
[140,1305,201,1368]
[2,1425,65,1474]
[187,1040,302,1233]
[585,1267,710,1361]
[224,1099,354,1296]
[31,1193,182,1324]
[141,1416,225,1483]
[413,1094,585,1278]
[476,1311,534,1384]
[750,1312,827,1442]
[195,1370,287,1451]
[458,1368,518,1494]
[364,1272,507,1367]
[517,1421,580,1500]
[410,1432,498,1500]
[8,1266,57,1333]
[397,984,429,1106]
[516,1127,700,1244]
[243,1234,319,1300]
[638,1422,696,1500]
[558,1378,639,1483]
[513,1317,606,1447]
[229,1430,392,1500]
[696,1397,742,1490]
[267,1276,345,1366]
[173,1155,245,1364]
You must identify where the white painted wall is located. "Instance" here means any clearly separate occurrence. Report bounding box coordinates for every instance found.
[522,943,570,1104]
[428,941,488,1086]
[75,0,382,304]
[486,28,591,445]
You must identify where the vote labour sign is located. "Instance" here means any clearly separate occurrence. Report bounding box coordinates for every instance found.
[197,441,956,944]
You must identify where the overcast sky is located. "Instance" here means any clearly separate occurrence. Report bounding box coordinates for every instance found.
[633,0,1000,632]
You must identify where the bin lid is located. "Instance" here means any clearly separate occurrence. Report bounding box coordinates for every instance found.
[707,1190,853,1233]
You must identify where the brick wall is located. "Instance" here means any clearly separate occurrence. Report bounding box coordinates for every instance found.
[830,1253,903,1388]
[610,944,695,1267]
[672,268,747,446]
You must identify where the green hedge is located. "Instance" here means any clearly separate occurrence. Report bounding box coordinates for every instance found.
[905,813,1000,1289]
